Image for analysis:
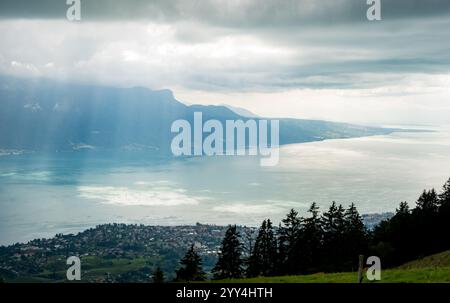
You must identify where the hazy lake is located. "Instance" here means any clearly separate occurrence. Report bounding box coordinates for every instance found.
[1,126,450,245]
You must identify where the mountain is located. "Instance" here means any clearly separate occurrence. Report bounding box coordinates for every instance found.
[220,104,260,118]
[0,75,398,154]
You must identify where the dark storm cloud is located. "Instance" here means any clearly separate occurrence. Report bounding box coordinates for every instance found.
[0,0,449,24]
[0,0,449,96]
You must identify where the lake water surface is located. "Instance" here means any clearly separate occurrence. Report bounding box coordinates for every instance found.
[1,126,450,245]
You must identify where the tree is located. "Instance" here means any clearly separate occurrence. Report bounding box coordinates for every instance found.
[247,219,278,277]
[292,203,323,274]
[321,202,346,271]
[343,203,368,270]
[175,245,206,281]
[212,225,244,279]
[375,201,414,265]
[371,219,396,265]
[391,202,413,251]
[242,227,256,259]
[413,189,440,256]
[278,209,301,274]
[415,189,439,214]
[438,179,450,249]
[152,267,164,283]
[439,178,450,207]
[371,180,450,266]
[302,202,323,271]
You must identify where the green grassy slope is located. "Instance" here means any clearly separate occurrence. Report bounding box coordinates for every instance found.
[397,250,450,269]
[217,250,450,283]
[6,256,158,283]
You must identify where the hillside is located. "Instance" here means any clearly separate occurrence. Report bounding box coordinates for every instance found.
[0,223,238,282]
[1,222,449,283]
[0,75,399,153]
[215,267,450,283]
[216,251,450,283]
[397,250,450,269]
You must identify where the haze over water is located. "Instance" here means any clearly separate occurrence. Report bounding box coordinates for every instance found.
[1,127,450,245]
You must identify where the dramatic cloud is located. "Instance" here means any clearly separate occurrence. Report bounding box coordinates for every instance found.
[0,0,449,124]
[1,0,450,23]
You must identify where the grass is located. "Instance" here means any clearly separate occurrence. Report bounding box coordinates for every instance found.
[216,250,450,283]
[6,256,157,283]
[216,267,450,283]
[6,251,450,283]
[397,250,450,269]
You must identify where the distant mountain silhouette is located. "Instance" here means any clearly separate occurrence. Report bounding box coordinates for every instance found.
[220,104,260,118]
[0,75,398,154]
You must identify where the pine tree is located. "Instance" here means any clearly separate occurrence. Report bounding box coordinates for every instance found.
[246,221,265,278]
[413,189,441,256]
[439,178,450,200]
[321,202,346,271]
[438,179,450,249]
[372,183,450,266]
[343,203,367,270]
[397,201,410,214]
[322,202,339,245]
[247,219,278,277]
[336,204,346,230]
[292,202,323,274]
[175,245,206,281]
[371,178,450,267]
[303,202,323,270]
[152,267,164,283]
[242,227,256,258]
[379,201,414,265]
[415,189,439,213]
[278,208,301,274]
[212,225,244,279]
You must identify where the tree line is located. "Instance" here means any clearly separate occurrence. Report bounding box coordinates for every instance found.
[172,178,450,281]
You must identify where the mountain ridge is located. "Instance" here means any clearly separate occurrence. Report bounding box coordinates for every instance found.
[0,75,402,154]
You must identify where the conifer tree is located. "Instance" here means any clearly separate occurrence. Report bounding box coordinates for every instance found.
[212,225,244,279]
[439,178,450,206]
[413,189,441,256]
[152,266,164,283]
[438,178,450,249]
[372,183,450,267]
[377,201,414,265]
[415,189,439,214]
[304,203,323,268]
[343,203,367,270]
[247,219,278,277]
[278,208,301,274]
[175,245,206,281]
[321,202,346,271]
[293,203,323,274]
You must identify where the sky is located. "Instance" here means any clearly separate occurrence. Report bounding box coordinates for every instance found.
[0,0,450,125]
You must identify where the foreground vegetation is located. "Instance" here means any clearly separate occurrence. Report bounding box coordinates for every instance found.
[175,178,450,282]
[216,250,450,283]
[1,178,449,283]
[216,267,450,283]
[0,224,230,282]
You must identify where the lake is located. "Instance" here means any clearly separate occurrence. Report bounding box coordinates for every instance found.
[1,126,450,245]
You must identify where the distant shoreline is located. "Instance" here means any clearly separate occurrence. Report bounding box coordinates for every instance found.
[0,212,394,248]
[0,127,434,158]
